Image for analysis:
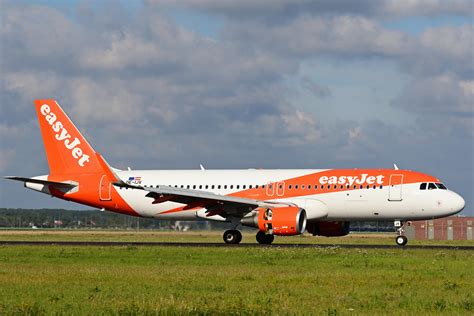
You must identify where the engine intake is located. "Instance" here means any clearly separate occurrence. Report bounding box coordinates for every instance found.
[241,206,307,236]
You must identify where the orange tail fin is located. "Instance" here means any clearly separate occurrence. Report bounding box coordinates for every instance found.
[34,100,102,175]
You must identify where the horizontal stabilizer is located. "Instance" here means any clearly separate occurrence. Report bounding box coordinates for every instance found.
[4,176,77,189]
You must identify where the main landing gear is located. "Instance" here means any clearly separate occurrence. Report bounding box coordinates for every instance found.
[394,220,408,246]
[256,231,274,245]
[222,230,276,245]
[223,229,242,244]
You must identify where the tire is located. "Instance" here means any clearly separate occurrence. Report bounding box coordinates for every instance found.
[235,230,242,244]
[256,231,274,245]
[223,230,241,244]
[395,235,408,246]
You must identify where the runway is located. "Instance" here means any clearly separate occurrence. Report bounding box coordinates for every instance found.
[1,240,473,250]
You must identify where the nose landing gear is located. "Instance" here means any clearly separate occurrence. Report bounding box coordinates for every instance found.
[394,220,408,246]
[395,235,408,246]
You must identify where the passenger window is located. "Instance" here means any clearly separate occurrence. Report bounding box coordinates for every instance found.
[199,185,202,189]
[314,185,318,190]
[224,185,227,189]
[301,185,305,189]
[237,185,240,189]
[262,185,265,189]
[230,185,233,189]
[193,185,196,189]
[295,185,299,189]
[211,185,215,189]
[420,183,427,190]
[428,183,437,190]
[187,185,190,189]
[256,185,259,189]
[308,185,311,189]
[379,185,383,189]
[334,185,337,189]
[218,185,221,189]
[249,185,252,189]
[289,185,292,189]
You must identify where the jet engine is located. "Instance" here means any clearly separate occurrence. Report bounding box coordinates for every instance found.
[306,221,350,237]
[241,206,307,236]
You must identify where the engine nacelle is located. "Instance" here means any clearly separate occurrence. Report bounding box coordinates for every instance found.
[306,221,350,237]
[241,206,307,236]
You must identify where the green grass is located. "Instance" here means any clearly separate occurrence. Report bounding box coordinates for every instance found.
[0,244,473,315]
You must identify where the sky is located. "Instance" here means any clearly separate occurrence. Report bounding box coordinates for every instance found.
[0,0,473,216]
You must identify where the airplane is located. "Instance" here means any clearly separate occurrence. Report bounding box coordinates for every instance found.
[5,100,465,246]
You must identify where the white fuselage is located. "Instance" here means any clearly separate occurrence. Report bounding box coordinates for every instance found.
[110,169,464,222]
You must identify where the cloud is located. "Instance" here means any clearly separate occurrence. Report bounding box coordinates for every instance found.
[393,75,473,115]
[155,0,473,20]
[392,75,474,137]
[222,15,415,59]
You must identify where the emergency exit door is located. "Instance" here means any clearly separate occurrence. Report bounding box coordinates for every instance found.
[388,174,403,201]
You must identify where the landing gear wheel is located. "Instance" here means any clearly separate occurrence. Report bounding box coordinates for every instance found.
[395,235,408,246]
[256,231,274,245]
[235,230,242,244]
[223,230,242,244]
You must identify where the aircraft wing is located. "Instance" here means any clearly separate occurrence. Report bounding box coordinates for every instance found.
[114,182,291,218]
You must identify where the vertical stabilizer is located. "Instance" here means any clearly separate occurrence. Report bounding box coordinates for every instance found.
[34,100,102,175]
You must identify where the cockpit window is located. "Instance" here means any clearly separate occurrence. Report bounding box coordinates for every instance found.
[436,183,447,190]
[428,183,437,190]
[420,183,427,190]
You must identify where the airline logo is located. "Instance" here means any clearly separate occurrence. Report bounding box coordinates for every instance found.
[40,103,90,167]
[319,174,384,186]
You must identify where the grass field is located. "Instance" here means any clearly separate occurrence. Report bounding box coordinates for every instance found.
[0,231,473,315]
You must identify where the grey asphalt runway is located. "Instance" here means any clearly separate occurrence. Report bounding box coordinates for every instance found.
[0,240,473,250]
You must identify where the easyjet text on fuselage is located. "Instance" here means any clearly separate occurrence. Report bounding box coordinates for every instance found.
[319,174,384,186]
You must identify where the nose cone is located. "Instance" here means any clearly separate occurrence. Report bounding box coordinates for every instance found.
[449,192,465,214]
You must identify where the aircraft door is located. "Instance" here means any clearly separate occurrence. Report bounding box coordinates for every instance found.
[266,183,275,197]
[388,174,403,201]
[276,181,285,196]
[99,175,112,201]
